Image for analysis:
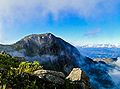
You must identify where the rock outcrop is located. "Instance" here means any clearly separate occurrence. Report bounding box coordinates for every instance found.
[33,70,65,85]
[33,68,91,89]
[66,68,82,81]
[66,68,91,89]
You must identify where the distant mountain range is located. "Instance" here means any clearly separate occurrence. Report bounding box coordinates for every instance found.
[78,44,120,48]
[77,44,120,58]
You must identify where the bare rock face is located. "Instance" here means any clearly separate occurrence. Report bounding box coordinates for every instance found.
[66,68,82,81]
[66,68,91,89]
[33,70,65,85]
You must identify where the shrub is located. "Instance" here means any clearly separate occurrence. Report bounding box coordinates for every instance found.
[0,54,42,89]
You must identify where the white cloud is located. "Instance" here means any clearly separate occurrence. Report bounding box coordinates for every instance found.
[0,0,119,22]
[0,23,4,43]
[84,28,101,36]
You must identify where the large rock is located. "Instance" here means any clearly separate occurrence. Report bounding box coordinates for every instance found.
[66,68,91,89]
[33,70,65,85]
[66,68,82,81]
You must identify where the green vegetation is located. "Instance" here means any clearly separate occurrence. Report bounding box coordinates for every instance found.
[0,54,20,69]
[0,53,42,89]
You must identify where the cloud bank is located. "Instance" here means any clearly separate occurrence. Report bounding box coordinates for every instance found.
[0,0,120,22]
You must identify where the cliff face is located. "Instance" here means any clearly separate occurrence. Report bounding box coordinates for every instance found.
[0,33,117,89]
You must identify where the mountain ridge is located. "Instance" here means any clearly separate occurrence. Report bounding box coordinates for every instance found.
[77,44,120,48]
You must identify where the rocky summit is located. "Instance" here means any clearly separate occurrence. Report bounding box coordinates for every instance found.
[0,33,117,89]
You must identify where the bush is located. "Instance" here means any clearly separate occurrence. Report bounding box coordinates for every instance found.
[0,54,42,89]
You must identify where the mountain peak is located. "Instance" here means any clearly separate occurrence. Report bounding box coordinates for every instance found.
[24,33,55,40]
[14,33,56,46]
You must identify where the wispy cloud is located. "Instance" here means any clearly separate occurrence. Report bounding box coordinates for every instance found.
[84,28,101,36]
[0,23,4,43]
[0,0,119,22]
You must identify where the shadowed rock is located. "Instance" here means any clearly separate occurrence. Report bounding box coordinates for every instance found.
[33,70,65,85]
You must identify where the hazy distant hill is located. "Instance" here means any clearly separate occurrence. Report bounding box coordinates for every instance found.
[77,46,120,58]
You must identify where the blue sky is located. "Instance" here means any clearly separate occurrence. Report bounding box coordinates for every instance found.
[0,0,120,45]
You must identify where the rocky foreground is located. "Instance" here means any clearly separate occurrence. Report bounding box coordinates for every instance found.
[33,68,91,89]
[0,52,91,89]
